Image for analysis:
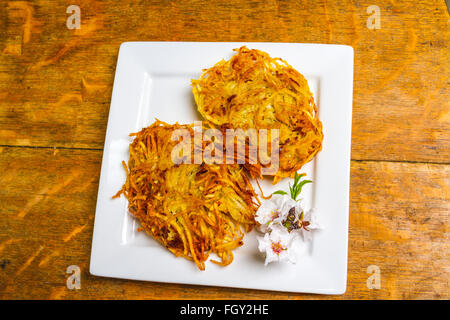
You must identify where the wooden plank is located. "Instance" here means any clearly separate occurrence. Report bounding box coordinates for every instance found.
[0,0,449,163]
[0,147,448,299]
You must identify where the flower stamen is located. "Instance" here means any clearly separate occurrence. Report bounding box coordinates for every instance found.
[271,241,285,255]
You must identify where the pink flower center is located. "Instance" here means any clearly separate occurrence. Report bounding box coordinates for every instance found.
[271,210,280,220]
[271,241,285,255]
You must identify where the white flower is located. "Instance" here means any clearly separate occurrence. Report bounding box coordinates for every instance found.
[279,200,322,241]
[255,191,324,266]
[255,194,295,232]
[257,224,299,265]
[298,208,322,241]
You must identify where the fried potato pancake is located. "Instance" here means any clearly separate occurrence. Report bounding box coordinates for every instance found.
[192,46,324,184]
[114,120,259,270]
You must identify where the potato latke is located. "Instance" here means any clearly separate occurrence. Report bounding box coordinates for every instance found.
[114,120,259,270]
[192,46,324,184]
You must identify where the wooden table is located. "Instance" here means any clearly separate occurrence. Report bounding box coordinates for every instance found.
[0,0,448,300]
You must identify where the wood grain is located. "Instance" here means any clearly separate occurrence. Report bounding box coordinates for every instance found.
[0,148,448,300]
[0,0,449,299]
[0,0,449,162]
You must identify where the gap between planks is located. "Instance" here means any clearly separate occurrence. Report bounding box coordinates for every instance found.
[0,144,449,166]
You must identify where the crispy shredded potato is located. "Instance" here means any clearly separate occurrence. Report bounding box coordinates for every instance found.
[192,46,324,184]
[113,120,259,270]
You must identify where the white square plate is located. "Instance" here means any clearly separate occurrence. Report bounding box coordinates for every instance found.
[90,42,353,294]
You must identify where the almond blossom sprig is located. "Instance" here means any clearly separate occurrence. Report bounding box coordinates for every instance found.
[256,173,321,265]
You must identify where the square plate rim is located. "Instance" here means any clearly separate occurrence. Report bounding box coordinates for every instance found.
[90,41,354,295]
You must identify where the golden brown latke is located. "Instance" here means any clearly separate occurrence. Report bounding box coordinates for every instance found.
[113,120,259,270]
[192,46,324,184]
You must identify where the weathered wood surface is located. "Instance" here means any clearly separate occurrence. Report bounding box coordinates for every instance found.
[0,0,449,299]
[0,148,448,299]
[0,0,448,162]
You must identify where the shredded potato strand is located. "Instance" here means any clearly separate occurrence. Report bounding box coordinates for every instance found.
[114,120,259,270]
[192,46,324,184]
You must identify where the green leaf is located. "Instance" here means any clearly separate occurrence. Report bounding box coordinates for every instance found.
[278,173,313,201]
[298,179,312,190]
[293,180,312,201]
[294,172,305,185]
[289,182,293,199]
[273,190,288,196]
